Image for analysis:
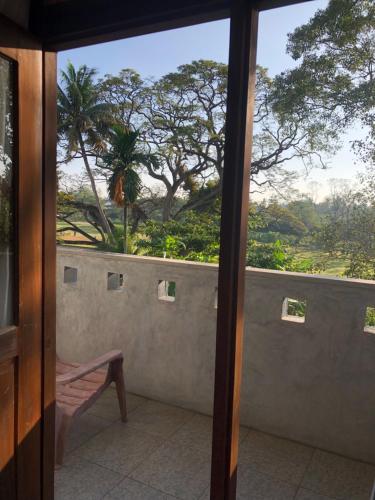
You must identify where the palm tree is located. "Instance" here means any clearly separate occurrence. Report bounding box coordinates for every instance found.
[57,62,114,241]
[102,125,158,253]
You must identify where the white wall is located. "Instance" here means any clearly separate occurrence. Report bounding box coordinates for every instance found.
[57,247,375,464]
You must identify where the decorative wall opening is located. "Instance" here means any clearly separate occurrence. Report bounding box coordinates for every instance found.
[158,280,176,302]
[364,306,375,334]
[108,272,124,291]
[281,297,306,323]
[64,266,78,284]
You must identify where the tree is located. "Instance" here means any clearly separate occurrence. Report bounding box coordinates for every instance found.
[57,176,115,245]
[136,211,221,262]
[260,201,308,237]
[139,60,227,221]
[138,60,335,220]
[100,125,158,252]
[274,0,375,164]
[98,69,145,128]
[136,207,315,271]
[58,62,114,241]
[287,198,321,232]
[57,193,108,245]
[317,166,375,279]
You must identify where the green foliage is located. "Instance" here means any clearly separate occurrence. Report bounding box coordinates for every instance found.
[56,2,375,280]
[247,240,289,270]
[365,307,375,328]
[58,62,115,241]
[100,124,159,252]
[136,211,221,263]
[259,202,308,237]
[316,170,375,280]
[136,209,317,272]
[286,299,306,318]
[287,199,321,231]
[278,0,375,164]
[58,63,113,157]
[246,239,315,273]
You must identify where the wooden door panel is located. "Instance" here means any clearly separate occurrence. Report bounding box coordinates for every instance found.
[0,14,45,500]
[0,328,17,363]
[0,359,15,499]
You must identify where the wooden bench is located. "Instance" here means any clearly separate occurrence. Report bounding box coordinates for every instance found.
[55,350,127,465]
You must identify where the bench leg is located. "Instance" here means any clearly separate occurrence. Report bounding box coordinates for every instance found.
[112,359,127,422]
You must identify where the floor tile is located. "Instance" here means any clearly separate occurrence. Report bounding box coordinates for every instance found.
[302,450,375,500]
[87,391,123,422]
[87,390,147,422]
[65,413,112,454]
[126,392,149,413]
[73,421,164,475]
[126,400,194,439]
[104,477,176,499]
[54,455,122,500]
[239,430,314,485]
[236,463,297,499]
[55,398,375,500]
[169,413,249,454]
[130,441,211,500]
[296,488,336,500]
[200,473,311,500]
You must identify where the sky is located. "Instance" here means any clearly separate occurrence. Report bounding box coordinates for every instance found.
[58,0,364,202]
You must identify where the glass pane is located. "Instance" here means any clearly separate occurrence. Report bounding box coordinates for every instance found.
[0,55,15,327]
[55,19,230,496]
[240,0,375,497]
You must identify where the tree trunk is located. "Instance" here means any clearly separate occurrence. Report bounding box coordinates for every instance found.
[123,203,128,253]
[77,132,114,242]
[162,188,176,222]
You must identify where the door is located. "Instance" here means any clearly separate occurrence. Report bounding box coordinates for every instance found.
[0,15,56,500]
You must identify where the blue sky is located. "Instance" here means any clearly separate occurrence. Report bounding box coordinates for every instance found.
[58,1,326,80]
[58,0,363,201]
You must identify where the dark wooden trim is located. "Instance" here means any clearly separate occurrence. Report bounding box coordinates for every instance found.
[31,0,229,51]
[41,49,57,500]
[0,328,17,363]
[210,1,258,498]
[29,0,313,51]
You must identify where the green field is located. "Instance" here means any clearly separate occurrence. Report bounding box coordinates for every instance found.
[291,248,349,277]
[57,221,122,240]
[56,221,349,278]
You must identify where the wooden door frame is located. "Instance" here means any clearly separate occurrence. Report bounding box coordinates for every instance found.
[29,0,315,498]
[210,2,258,496]
[41,50,57,500]
[0,15,44,500]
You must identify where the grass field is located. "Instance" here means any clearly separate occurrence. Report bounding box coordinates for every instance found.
[56,221,349,277]
[57,221,122,241]
[57,221,103,239]
[291,248,348,277]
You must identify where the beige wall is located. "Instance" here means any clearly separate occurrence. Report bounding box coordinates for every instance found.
[57,247,375,464]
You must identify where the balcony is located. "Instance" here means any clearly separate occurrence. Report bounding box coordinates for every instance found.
[55,388,375,500]
[56,247,375,499]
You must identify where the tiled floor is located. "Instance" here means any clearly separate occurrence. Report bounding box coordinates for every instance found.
[55,388,375,500]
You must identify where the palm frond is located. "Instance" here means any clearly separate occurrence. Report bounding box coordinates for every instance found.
[123,169,142,205]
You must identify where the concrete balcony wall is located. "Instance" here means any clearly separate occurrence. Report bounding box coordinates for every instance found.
[57,247,375,464]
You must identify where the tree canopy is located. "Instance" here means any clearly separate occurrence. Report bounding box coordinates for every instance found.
[56,0,375,281]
